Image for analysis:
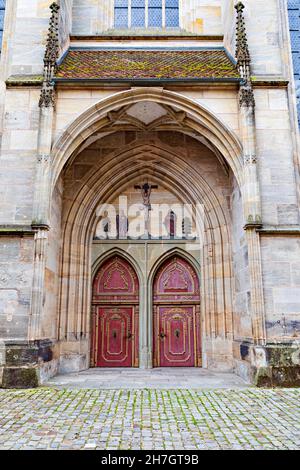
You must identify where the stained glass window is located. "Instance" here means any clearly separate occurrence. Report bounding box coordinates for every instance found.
[165,0,179,27]
[148,0,163,28]
[131,0,145,28]
[114,0,179,29]
[115,0,129,28]
[0,0,6,51]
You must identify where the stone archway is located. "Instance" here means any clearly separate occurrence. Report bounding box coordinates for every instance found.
[36,88,249,376]
[50,129,236,373]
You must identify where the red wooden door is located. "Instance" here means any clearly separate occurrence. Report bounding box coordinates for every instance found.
[158,306,195,367]
[153,256,201,367]
[97,306,133,367]
[92,256,139,367]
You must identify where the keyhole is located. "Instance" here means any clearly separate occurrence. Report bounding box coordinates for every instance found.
[112,330,117,339]
[175,329,180,338]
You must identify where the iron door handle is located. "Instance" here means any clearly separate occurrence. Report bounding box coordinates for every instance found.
[126,332,134,339]
[159,332,166,339]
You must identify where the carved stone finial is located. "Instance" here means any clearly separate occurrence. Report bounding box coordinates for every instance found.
[235,1,251,79]
[235,2,255,108]
[39,2,60,108]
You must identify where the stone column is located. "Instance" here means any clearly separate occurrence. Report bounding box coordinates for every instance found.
[239,91,266,346]
[29,3,60,354]
[32,107,54,227]
[28,229,49,341]
[245,229,266,345]
[235,2,266,349]
[240,95,262,227]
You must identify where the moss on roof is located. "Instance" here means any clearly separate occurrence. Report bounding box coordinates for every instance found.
[6,75,43,86]
[56,49,239,81]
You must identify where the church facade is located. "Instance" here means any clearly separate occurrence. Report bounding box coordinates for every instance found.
[0,0,300,388]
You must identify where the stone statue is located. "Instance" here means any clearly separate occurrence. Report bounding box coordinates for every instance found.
[134,182,158,236]
[117,210,128,239]
[95,211,111,239]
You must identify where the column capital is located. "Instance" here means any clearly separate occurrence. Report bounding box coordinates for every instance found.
[244,221,263,230]
[31,224,50,232]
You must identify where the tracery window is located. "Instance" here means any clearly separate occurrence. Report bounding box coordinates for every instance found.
[0,0,6,51]
[131,0,146,27]
[114,0,179,29]
[115,0,129,28]
[165,0,179,27]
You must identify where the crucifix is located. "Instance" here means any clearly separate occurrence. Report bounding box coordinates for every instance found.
[134,182,158,234]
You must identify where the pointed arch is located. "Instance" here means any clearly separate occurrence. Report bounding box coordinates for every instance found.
[56,140,233,347]
[51,88,243,189]
[92,247,144,287]
[148,247,201,289]
[151,251,202,367]
[91,252,140,367]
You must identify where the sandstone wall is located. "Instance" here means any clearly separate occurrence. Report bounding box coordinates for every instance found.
[0,236,34,340]
[261,235,300,340]
[59,0,73,54]
[255,87,299,226]
[231,174,252,341]
[42,177,63,341]
[0,88,39,225]
[71,0,223,35]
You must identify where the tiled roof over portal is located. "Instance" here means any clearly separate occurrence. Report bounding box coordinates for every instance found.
[55,49,239,81]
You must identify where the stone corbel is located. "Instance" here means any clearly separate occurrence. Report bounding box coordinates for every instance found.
[37,154,51,164]
[239,85,255,109]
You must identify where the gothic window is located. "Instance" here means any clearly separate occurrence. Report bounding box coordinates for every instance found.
[114,0,129,28]
[148,0,163,27]
[0,0,6,51]
[114,0,179,29]
[165,0,179,27]
[131,0,146,27]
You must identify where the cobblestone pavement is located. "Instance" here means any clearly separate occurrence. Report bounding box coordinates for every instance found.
[0,388,299,450]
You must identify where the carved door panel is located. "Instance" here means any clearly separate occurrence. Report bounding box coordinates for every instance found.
[153,256,201,368]
[96,306,133,367]
[92,256,139,367]
[157,306,195,367]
